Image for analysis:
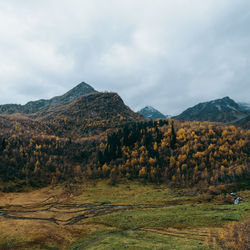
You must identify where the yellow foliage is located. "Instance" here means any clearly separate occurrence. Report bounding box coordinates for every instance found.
[139,167,147,178]
[153,142,158,151]
[207,220,250,250]
[149,157,156,165]
[170,156,175,167]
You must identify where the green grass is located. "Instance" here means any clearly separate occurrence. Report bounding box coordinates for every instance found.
[66,182,250,249]
[86,203,247,230]
[0,234,27,250]
[68,182,250,249]
[69,229,209,250]
[76,181,195,205]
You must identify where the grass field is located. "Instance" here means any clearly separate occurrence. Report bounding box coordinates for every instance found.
[0,180,249,249]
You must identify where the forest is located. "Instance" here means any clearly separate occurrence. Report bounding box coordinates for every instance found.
[0,117,249,192]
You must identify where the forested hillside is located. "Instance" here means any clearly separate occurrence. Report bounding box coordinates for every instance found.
[95,120,249,187]
[1,117,249,191]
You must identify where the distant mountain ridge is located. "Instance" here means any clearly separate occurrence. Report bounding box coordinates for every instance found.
[0,82,97,115]
[138,106,167,120]
[238,102,250,113]
[173,96,249,128]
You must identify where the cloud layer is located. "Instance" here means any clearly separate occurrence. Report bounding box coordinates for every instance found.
[0,0,250,115]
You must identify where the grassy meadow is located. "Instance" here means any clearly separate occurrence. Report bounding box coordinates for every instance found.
[0,180,249,249]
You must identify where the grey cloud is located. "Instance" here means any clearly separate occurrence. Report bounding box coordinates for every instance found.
[0,0,250,115]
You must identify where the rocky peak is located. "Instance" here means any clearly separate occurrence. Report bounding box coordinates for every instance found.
[50,82,97,105]
[138,106,166,119]
[66,82,96,97]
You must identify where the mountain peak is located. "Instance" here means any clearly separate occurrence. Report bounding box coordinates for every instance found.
[73,82,95,91]
[144,106,158,112]
[48,81,97,106]
[221,96,235,104]
[64,82,96,97]
[138,106,166,119]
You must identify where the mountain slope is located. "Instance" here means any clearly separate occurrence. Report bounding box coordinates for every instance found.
[238,102,250,113]
[0,82,96,115]
[174,97,248,124]
[39,92,145,137]
[138,106,166,119]
[233,115,250,129]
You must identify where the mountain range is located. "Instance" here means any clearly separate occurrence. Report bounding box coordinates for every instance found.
[1,83,249,131]
[137,97,249,129]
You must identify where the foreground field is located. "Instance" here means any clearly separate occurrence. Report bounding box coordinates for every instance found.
[0,181,249,249]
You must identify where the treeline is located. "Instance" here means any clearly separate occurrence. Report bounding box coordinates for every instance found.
[0,119,249,191]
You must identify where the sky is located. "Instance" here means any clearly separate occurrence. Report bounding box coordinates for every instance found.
[0,0,250,115]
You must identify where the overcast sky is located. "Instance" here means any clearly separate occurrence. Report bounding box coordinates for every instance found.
[0,0,250,115]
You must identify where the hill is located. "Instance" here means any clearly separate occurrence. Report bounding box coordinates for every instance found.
[1,117,249,191]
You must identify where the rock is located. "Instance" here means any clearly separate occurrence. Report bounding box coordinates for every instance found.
[230,192,243,205]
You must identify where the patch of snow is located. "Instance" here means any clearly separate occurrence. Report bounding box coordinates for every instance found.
[226,104,237,111]
[215,105,222,111]
[145,106,156,112]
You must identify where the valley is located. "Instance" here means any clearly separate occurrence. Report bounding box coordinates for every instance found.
[1,1,250,249]
[0,181,249,249]
[0,83,249,249]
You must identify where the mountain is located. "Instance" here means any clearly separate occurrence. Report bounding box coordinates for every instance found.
[238,102,250,113]
[173,96,249,124]
[138,106,166,119]
[0,82,97,115]
[37,92,145,137]
[0,82,144,138]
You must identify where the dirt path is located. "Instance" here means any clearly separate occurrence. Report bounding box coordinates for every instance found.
[141,227,210,241]
[0,201,183,226]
